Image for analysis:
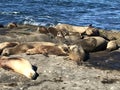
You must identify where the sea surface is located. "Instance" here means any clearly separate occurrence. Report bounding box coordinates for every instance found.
[0,0,120,30]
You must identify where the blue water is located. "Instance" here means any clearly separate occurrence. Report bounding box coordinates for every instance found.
[0,0,120,30]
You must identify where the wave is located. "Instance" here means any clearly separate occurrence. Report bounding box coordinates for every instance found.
[0,11,20,15]
[22,16,55,27]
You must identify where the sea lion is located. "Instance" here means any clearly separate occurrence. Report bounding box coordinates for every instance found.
[7,22,17,29]
[55,23,88,34]
[0,42,19,53]
[68,45,86,65]
[73,36,107,52]
[85,24,99,36]
[64,32,83,44]
[89,36,108,51]
[1,43,33,56]
[26,44,68,56]
[47,27,58,36]
[106,40,119,51]
[0,56,38,79]
[36,26,48,33]
[1,42,67,56]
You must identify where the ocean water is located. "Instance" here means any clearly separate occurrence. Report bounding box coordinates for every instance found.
[0,0,120,30]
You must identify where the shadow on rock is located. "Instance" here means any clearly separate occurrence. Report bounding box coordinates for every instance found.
[85,51,120,70]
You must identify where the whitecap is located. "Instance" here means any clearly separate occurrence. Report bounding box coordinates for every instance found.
[0,11,20,15]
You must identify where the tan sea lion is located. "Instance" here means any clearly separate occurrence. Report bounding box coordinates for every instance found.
[106,40,119,51]
[73,36,107,52]
[0,56,38,79]
[0,42,19,53]
[55,23,88,34]
[85,24,99,36]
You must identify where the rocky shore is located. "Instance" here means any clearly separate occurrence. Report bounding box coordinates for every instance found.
[0,24,120,90]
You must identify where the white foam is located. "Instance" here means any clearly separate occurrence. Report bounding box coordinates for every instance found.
[22,16,55,26]
[1,11,20,15]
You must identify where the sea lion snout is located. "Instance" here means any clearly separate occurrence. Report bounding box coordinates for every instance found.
[31,72,39,80]
[23,69,38,80]
[1,48,10,56]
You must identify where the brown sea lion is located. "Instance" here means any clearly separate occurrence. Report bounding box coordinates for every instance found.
[36,26,48,33]
[0,56,37,79]
[68,45,86,65]
[1,42,67,56]
[7,22,17,29]
[1,43,33,56]
[26,44,67,56]
[36,26,59,38]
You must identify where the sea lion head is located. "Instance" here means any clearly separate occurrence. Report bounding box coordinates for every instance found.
[0,42,19,53]
[7,22,17,29]
[47,27,58,36]
[68,45,85,65]
[85,24,99,36]
[1,48,10,56]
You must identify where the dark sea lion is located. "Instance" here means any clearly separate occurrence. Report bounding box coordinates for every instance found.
[47,27,58,36]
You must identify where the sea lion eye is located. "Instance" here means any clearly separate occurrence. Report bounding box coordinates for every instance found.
[63,47,69,52]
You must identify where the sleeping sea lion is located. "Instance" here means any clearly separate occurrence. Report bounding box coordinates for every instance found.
[55,23,88,34]
[0,42,19,54]
[1,42,67,56]
[73,36,107,52]
[106,40,119,51]
[0,56,38,79]
[26,44,68,56]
